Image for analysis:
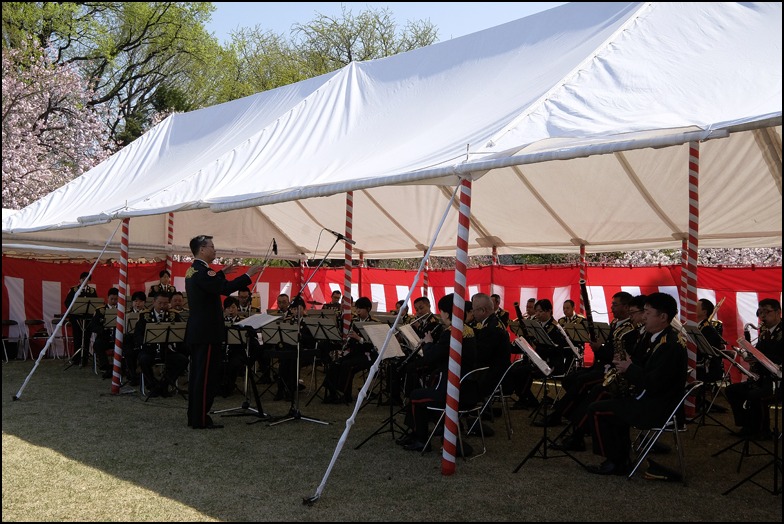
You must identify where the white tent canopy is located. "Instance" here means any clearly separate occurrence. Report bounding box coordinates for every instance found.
[3,2,781,261]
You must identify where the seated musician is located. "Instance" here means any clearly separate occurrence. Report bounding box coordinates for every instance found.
[322,290,342,311]
[274,296,316,401]
[695,298,725,383]
[390,299,413,324]
[585,292,688,475]
[135,291,188,398]
[323,296,378,404]
[530,292,635,427]
[386,297,445,405]
[170,291,188,316]
[471,293,512,401]
[87,287,120,379]
[558,299,586,327]
[524,298,536,319]
[148,269,175,296]
[122,291,148,386]
[65,271,98,366]
[549,295,647,451]
[726,298,782,438]
[235,286,257,318]
[398,293,477,453]
[506,298,571,410]
[491,293,510,329]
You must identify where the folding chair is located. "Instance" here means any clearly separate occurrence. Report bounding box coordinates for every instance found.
[2,320,21,363]
[23,319,49,360]
[423,366,490,460]
[628,380,704,484]
[468,358,526,439]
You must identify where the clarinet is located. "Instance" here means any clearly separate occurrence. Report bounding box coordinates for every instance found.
[579,279,597,343]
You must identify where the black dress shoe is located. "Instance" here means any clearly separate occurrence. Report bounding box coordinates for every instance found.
[587,459,629,476]
[403,440,431,452]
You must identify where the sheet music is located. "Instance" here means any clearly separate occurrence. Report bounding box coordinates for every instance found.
[684,325,721,356]
[358,323,405,359]
[235,313,279,330]
[737,337,782,379]
[397,324,422,349]
[514,337,552,376]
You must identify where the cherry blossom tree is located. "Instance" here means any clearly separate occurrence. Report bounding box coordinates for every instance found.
[2,39,111,209]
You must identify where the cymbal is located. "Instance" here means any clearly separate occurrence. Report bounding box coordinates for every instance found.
[307,300,324,305]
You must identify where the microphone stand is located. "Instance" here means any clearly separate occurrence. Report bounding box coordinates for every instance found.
[269,238,342,427]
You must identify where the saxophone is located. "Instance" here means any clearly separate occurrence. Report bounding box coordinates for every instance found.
[602,320,635,395]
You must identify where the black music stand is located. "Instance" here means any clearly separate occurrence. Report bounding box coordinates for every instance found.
[269,233,348,428]
[211,323,270,421]
[520,319,561,417]
[141,322,186,400]
[258,320,300,397]
[720,340,782,495]
[64,297,104,369]
[592,322,611,345]
[684,325,734,434]
[513,337,586,472]
[353,323,408,449]
[304,316,343,406]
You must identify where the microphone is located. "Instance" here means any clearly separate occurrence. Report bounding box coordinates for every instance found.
[325,228,356,245]
[272,238,278,255]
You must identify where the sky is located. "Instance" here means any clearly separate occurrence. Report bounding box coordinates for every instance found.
[206,2,567,44]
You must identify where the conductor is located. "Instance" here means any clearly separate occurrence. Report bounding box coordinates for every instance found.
[185,235,263,429]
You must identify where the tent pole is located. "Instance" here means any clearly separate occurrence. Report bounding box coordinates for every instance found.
[304,185,460,504]
[110,218,130,394]
[683,141,700,418]
[341,192,354,339]
[12,221,123,401]
[579,244,587,315]
[442,177,472,476]
[423,249,429,300]
[166,212,174,275]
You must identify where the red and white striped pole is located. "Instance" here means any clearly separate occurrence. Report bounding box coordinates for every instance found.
[111,218,130,394]
[166,212,174,275]
[491,245,498,266]
[683,141,700,417]
[680,239,688,318]
[442,178,472,476]
[579,244,586,315]
[300,257,307,298]
[342,192,354,338]
[423,249,429,299]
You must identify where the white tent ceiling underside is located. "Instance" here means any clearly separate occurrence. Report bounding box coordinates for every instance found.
[3,2,781,261]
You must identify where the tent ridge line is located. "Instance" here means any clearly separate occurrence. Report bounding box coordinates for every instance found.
[511,165,579,240]
[207,129,723,214]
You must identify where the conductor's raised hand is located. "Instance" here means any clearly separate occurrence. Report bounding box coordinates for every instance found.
[246,264,265,277]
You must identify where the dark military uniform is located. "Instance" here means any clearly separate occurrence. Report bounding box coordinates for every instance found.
[726,321,782,435]
[185,260,251,428]
[587,326,688,468]
[325,315,379,403]
[135,309,187,397]
[65,283,98,365]
[473,313,512,397]
[88,305,117,376]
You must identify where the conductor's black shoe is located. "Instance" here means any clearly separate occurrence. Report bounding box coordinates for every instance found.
[551,434,586,452]
[403,440,431,452]
[587,459,629,476]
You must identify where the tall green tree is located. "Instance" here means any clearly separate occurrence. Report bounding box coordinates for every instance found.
[2,2,220,146]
